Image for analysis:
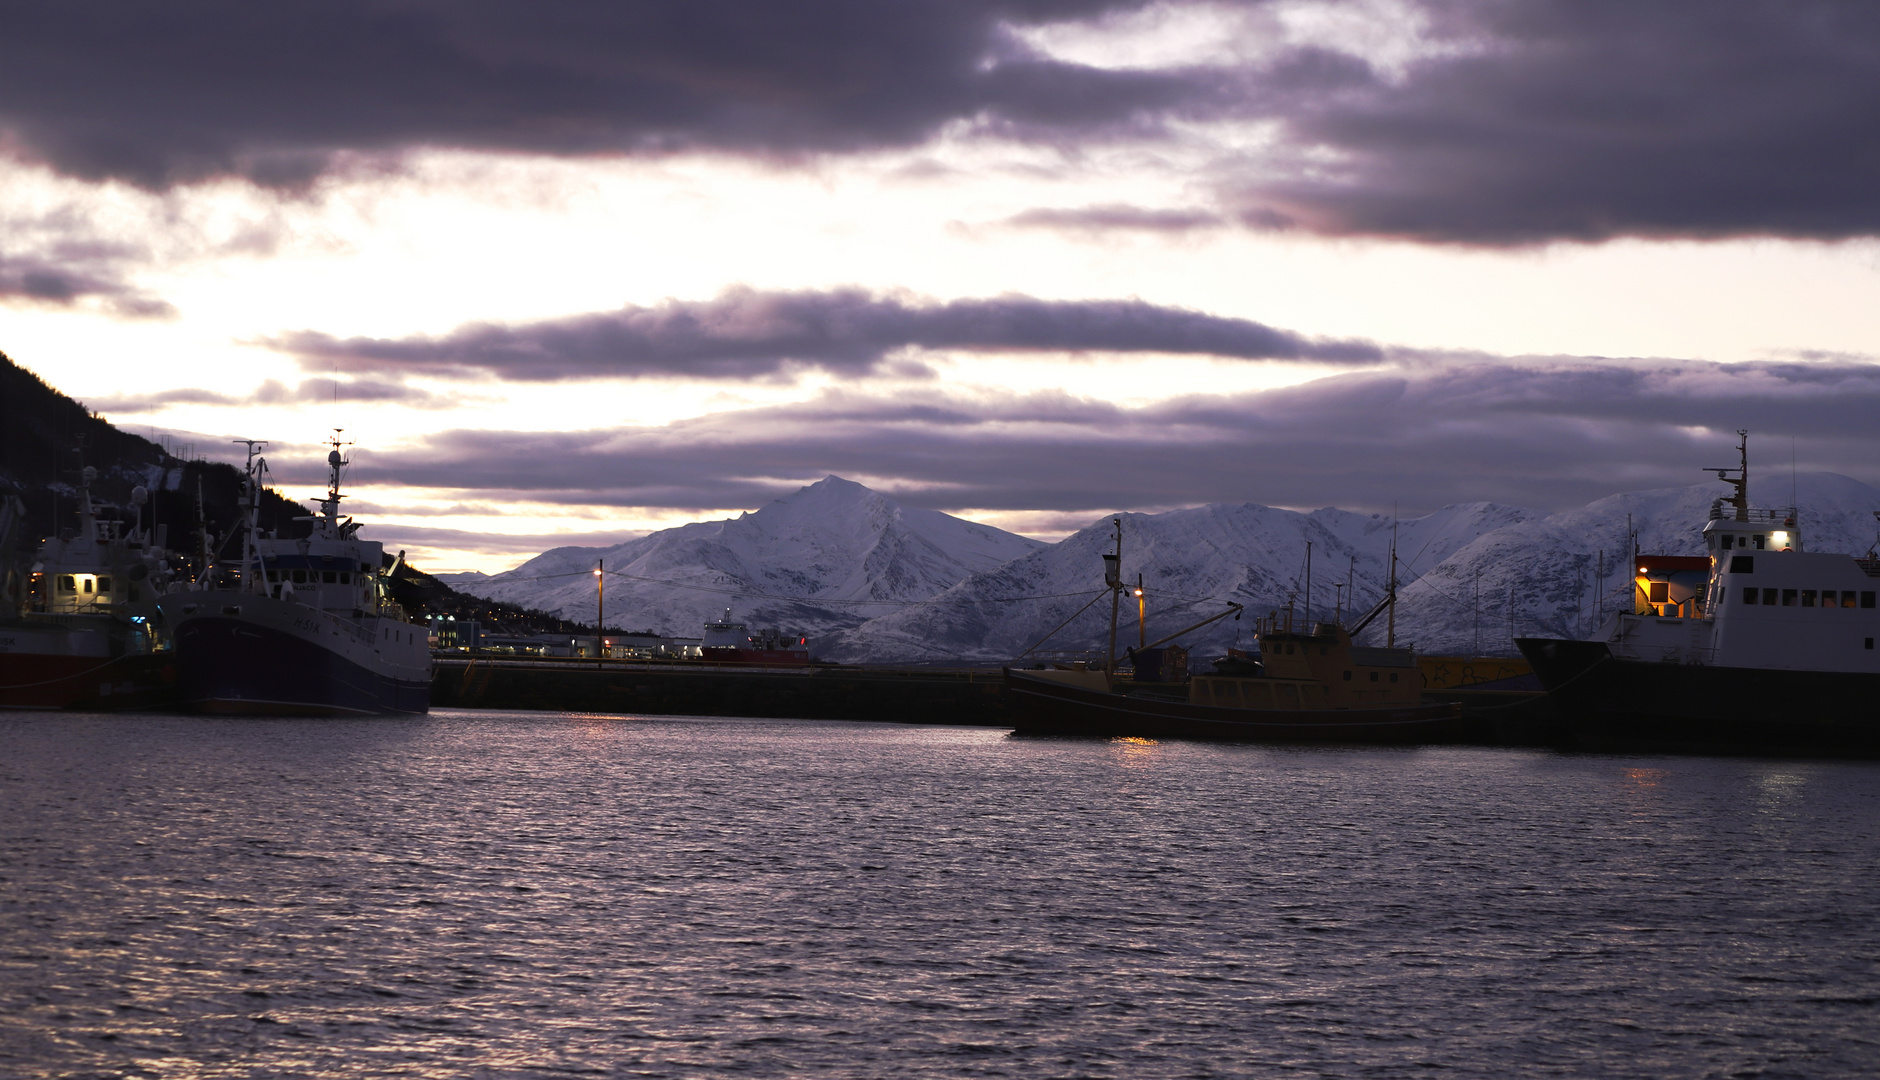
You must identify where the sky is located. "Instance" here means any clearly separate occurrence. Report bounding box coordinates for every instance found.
[3,0,1878,572]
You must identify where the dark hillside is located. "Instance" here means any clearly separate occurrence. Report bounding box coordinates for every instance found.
[0,349,309,554]
[1,349,582,635]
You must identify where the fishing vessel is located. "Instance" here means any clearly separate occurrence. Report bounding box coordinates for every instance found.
[1005,518,1462,741]
[155,435,430,715]
[0,466,181,711]
[1517,431,1880,754]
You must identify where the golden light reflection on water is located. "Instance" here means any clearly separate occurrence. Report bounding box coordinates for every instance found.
[1622,767,1668,789]
[1108,736,1162,768]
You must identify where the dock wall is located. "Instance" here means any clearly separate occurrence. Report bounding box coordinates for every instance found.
[433,659,1014,726]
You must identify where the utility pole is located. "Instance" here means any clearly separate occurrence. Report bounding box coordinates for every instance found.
[1304,541,1313,630]
[594,559,604,665]
[1473,567,1481,655]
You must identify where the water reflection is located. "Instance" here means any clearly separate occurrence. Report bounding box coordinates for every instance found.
[1749,766,1812,840]
[1622,766,1669,789]
[1107,735,1162,768]
[3,713,1877,1080]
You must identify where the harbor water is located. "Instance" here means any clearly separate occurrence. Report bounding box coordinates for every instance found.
[3,711,1878,1078]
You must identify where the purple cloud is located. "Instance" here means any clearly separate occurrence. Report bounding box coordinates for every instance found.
[271,287,1383,381]
[6,2,1875,245]
[347,356,1880,516]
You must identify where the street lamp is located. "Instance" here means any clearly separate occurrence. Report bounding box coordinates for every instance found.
[594,560,604,663]
[1134,576,1146,648]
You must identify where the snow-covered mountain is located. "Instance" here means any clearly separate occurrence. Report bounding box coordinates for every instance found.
[818,500,1539,664]
[448,471,1880,663]
[1389,472,1880,654]
[448,476,1046,640]
[825,471,1880,663]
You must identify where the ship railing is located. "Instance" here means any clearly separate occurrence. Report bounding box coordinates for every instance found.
[1024,649,1104,669]
[1706,504,1797,524]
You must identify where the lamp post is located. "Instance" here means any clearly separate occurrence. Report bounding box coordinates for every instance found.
[1135,574,1146,648]
[594,560,604,665]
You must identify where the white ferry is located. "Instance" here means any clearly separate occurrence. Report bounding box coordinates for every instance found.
[700,608,810,665]
[1519,432,1880,753]
[156,435,430,715]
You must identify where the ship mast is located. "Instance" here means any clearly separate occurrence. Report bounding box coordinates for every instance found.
[1104,518,1122,674]
[232,439,268,594]
[1707,429,1750,522]
[1386,523,1398,649]
[319,430,355,539]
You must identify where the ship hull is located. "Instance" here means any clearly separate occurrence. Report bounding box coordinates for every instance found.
[1004,668,1464,743]
[163,595,430,717]
[700,647,810,666]
[1518,637,1880,755]
[0,619,181,711]
[0,648,180,711]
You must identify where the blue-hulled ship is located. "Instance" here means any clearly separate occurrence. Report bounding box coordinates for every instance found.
[157,435,430,715]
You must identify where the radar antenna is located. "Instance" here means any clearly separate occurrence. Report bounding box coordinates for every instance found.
[321,429,357,537]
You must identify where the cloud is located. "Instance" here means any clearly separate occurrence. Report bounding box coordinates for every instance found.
[1223,1,1880,243]
[0,235,174,318]
[270,286,1384,381]
[0,0,1164,190]
[90,377,449,414]
[8,2,1877,245]
[1004,203,1227,233]
[351,355,1880,518]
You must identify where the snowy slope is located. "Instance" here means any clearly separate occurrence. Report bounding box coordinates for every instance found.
[450,476,1046,640]
[447,472,1880,663]
[817,500,1540,664]
[1389,472,1880,655]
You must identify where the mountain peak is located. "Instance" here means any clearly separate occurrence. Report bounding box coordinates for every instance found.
[456,474,1044,637]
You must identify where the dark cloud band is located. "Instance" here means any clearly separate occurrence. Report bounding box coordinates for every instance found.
[0,0,1153,189]
[8,2,1879,244]
[348,356,1880,520]
[271,287,1383,380]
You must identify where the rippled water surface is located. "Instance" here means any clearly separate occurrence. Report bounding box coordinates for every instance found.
[3,711,1878,1078]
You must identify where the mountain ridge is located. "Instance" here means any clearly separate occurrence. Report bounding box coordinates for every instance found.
[448,476,1047,640]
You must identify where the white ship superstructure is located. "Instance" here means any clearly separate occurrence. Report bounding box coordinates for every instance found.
[1520,431,1880,751]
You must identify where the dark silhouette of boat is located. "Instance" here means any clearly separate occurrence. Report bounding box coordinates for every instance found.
[1002,517,1460,742]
